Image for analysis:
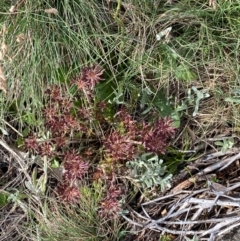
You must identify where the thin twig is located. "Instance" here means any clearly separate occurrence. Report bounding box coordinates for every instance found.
[0,139,31,182]
[1,118,23,137]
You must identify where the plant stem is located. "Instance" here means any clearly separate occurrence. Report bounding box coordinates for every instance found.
[113,0,125,51]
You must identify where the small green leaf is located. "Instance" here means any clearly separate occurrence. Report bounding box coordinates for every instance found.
[17,137,24,147]
[51,159,60,168]
[145,179,152,188]
[215,138,234,153]
[171,111,181,128]
[174,64,196,82]
[32,167,38,187]
[25,181,35,192]
[185,235,199,241]
[22,127,30,137]
[0,192,9,207]
[214,141,224,146]
[38,175,46,193]
[0,126,9,135]
[190,87,210,117]
[225,97,240,103]
[221,138,234,153]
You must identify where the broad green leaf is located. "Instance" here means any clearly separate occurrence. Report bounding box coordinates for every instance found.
[152,89,173,117]
[95,79,117,103]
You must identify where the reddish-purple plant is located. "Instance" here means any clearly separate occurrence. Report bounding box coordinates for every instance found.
[56,183,80,203]
[141,117,176,154]
[38,142,54,157]
[98,197,121,218]
[81,65,104,89]
[103,109,176,161]
[25,136,40,152]
[63,150,89,181]
[45,85,62,102]
[72,65,104,92]
[104,131,137,161]
[24,137,55,157]
[98,176,123,218]
[115,108,137,135]
[53,136,66,148]
[24,64,177,212]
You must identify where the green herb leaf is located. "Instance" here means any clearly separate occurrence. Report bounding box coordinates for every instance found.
[174,64,196,82]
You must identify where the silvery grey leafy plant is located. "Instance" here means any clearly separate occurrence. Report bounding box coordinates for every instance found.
[185,235,199,241]
[126,153,172,191]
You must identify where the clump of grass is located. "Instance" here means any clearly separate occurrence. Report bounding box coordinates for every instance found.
[0,0,114,130]
[33,185,127,241]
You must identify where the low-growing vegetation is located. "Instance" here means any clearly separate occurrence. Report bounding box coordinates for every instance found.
[1,0,240,241]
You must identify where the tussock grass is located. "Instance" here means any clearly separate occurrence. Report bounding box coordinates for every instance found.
[1,0,114,130]
[30,186,127,241]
